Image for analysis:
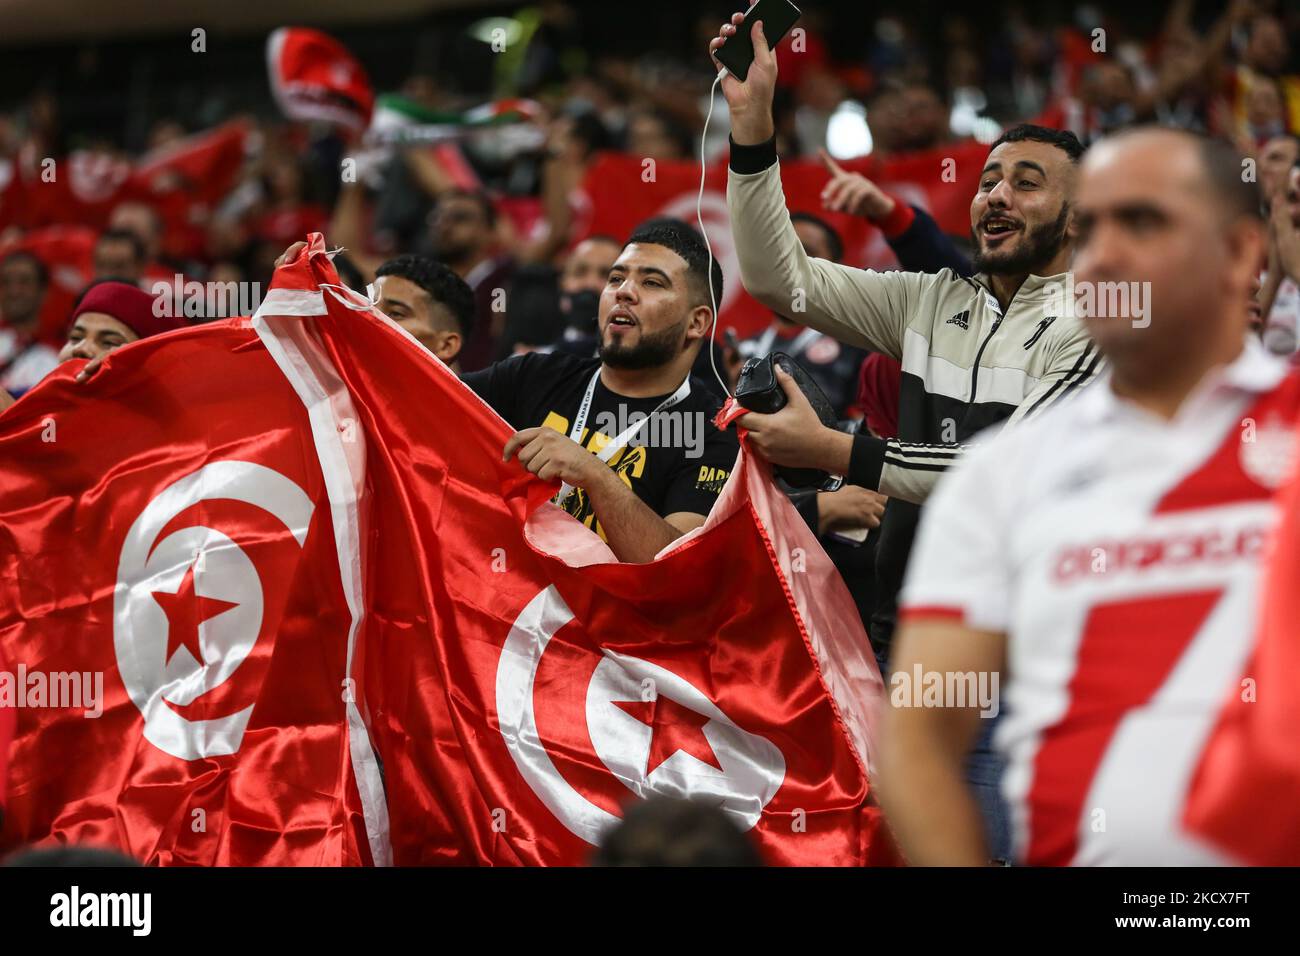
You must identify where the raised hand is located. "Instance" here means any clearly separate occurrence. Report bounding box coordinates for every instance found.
[818,149,897,221]
[708,5,778,145]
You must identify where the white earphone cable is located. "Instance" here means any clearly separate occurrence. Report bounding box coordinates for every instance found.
[698,70,732,399]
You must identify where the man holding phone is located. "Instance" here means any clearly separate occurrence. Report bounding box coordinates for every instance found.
[709,7,1099,863]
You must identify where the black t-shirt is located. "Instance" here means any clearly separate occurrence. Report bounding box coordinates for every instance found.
[462,352,739,541]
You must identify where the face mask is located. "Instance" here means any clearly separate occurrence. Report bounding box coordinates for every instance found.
[562,289,601,332]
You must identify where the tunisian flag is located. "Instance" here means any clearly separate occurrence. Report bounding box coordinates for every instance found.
[1184,422,1300,864]
[0,315,384,865]
[0,234,889,865]
[268,236,890,865]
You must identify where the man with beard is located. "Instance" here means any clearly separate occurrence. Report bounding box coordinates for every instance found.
[462,220,739,564]
[883,128,1280,865]
[713,15,1097,640]
[710,17,1099,862]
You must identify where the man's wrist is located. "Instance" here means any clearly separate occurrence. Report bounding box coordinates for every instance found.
[815,491,836,535]
[816,428,854,476]
[729,110,776,148]
[580,458,621,499]
[874,196,915,238]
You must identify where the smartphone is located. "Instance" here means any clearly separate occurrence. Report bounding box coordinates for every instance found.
[713,0,803,82]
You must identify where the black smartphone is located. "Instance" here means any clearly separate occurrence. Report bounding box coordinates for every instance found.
[713,0,803,82]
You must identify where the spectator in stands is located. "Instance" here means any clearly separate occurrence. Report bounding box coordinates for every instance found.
[592,796,764,866]
[1242,76,1290,147]
[1227,12,1300,144]
[252,152,328,246]
[273,241,474,369]
[503,234,624,358]
[92,229,147,283]
[0,251,57,397]
[714,16,1102,864]
[1075,61,1140,144]
[554,236,623,350]
[626,108,694,162]
[1262,163,1300,354]
[896,82,951,152]
[428,188,516,371]
[108,201,165,267]
[1260,133,1300,202]
[204,261,248,319]
[59,280,185,375]
[727,208,886,625]
[462,219,738,564]
[864,84,906,157]
[373,253,474,369]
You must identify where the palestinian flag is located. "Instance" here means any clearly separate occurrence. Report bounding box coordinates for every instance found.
[366,93,543,145]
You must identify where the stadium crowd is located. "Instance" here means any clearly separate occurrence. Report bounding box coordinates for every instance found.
[2,0,1300,866]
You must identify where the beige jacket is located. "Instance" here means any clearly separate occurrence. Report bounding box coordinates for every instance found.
[727,158,1101,504]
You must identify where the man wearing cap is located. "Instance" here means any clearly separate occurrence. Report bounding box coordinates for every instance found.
[58,280,187,380]
[0,280,179,412]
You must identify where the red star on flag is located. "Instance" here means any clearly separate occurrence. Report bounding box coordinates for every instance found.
[151,560,239,667]
[614,695,724,776]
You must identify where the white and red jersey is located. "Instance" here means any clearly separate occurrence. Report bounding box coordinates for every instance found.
[900,336,1300,865]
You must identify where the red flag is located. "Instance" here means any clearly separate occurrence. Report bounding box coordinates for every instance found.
[264,236,892,865]
[267,28,374,137]
[0,316,385,865]
[0,148,131,233]
[2,234,891,866]
[577,142,987,338]
[125,120,252,263]
[1184,420,1300,864]
[0,646,12,818]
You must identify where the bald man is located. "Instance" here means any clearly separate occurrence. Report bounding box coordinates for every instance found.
[880,128,1286,865]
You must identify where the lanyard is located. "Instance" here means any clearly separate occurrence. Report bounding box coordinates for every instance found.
[554,367,692,505]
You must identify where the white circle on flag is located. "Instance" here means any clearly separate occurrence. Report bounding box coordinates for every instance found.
[114,460,314,761]
[496,586,786,846]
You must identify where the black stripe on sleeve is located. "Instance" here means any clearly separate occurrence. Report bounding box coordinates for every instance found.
[1053,352,1103,405]
[892,443,963,460]
[883,456,953,473]
[1025,342,1095,417]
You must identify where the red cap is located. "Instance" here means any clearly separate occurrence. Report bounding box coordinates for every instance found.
[70,281,185,341]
